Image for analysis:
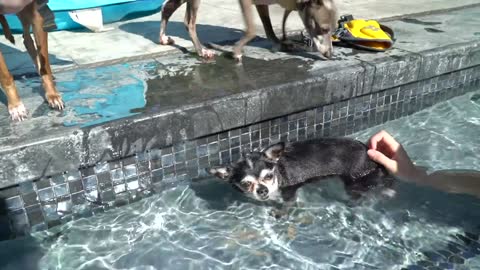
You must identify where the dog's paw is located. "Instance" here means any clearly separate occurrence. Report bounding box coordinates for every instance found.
[159,35,175,45]
[233,53,243,64]
[47,93,65,110]
[201,48,215,59]
[9,102,28,121]
[270,209,287,220]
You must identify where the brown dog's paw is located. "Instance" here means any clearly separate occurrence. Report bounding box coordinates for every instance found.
[159,35,175,45]
[46,93,64,110]
[9,102,28,121]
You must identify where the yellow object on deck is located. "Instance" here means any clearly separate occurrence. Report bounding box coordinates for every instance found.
[332,15,395,52]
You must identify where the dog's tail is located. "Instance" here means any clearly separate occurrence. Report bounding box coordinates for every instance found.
[0,15,15,44]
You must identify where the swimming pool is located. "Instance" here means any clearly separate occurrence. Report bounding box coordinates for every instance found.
[1,90,479,270]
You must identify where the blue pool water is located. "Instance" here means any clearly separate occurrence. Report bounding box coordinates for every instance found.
[1,90,479,270]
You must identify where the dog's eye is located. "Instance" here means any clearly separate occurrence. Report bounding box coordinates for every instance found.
[264,174,274,181]
[240,182,251,189]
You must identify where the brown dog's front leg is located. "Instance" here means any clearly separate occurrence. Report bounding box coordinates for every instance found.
[18,2,63,110]
[0,52,28,121]
[0,15,15,44]
[233,0,256,62]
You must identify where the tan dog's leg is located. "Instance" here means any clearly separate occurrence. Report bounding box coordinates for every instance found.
[0,52,28,121]
[281,9,292,41]
[233,0,257,62]
[255,5,294,52]
[255,5,280,44]
[159,0,184,46]
[18,2,64,109]
[184,0,214,59]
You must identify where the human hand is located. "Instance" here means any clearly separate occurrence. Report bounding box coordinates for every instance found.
[367,130,422,181]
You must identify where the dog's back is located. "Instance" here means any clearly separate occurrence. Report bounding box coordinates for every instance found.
[276,138,384,187]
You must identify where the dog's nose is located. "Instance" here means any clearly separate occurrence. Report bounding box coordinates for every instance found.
[257,185,269,198]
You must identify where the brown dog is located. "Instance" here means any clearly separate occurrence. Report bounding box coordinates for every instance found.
[0,0,63,121]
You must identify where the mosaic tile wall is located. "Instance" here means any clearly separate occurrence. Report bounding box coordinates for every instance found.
[0,66,479,239]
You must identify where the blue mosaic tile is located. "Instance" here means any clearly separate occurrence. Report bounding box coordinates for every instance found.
[65,171,81,182]
[95,162,110,173]
[85,189,99,202]
[114,184,126,194]
[111,168,125,183]
[196,145,208,157]
[38,188,55,203]
[80,176,96,191]
[5,196,23,211]
[124,164,138,179]
[18,181,34,194]
[53,184,69,197]
[127,180,139,191]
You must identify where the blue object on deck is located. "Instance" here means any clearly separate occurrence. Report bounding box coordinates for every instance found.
[4,0,165,32]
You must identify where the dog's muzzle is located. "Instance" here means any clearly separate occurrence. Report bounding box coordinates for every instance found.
[256,184,269,199]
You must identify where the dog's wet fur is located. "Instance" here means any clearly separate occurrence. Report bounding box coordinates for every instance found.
[208,137,393,218]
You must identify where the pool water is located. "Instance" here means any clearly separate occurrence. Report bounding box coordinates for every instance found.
[1,91,480,270]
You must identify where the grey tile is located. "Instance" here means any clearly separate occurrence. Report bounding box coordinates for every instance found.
[35,178,51,190]
[26,205,44,226]
[22,192,39,207]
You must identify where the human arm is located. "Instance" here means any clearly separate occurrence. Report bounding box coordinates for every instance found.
[367,130,480,198]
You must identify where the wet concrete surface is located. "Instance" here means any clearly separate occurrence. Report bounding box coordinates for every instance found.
[1,6,480,187]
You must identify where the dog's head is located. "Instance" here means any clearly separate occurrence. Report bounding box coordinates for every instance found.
[297,0,337,58]
[207,142,285,201]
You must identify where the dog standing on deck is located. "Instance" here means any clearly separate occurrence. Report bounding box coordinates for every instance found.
[0,0,63,121]
[158,0,337,61]
[208,138,392,218]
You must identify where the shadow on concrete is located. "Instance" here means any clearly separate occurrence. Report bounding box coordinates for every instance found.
[119,20,244,46]
[119,20,327,61]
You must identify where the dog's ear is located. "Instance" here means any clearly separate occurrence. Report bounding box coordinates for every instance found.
[263,142,285,161]
[207,166,232,180]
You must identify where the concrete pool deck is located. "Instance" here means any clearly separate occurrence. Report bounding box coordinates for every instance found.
[0,3,480,188]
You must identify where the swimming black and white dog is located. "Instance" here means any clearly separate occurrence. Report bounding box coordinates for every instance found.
[208,137,392,217]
